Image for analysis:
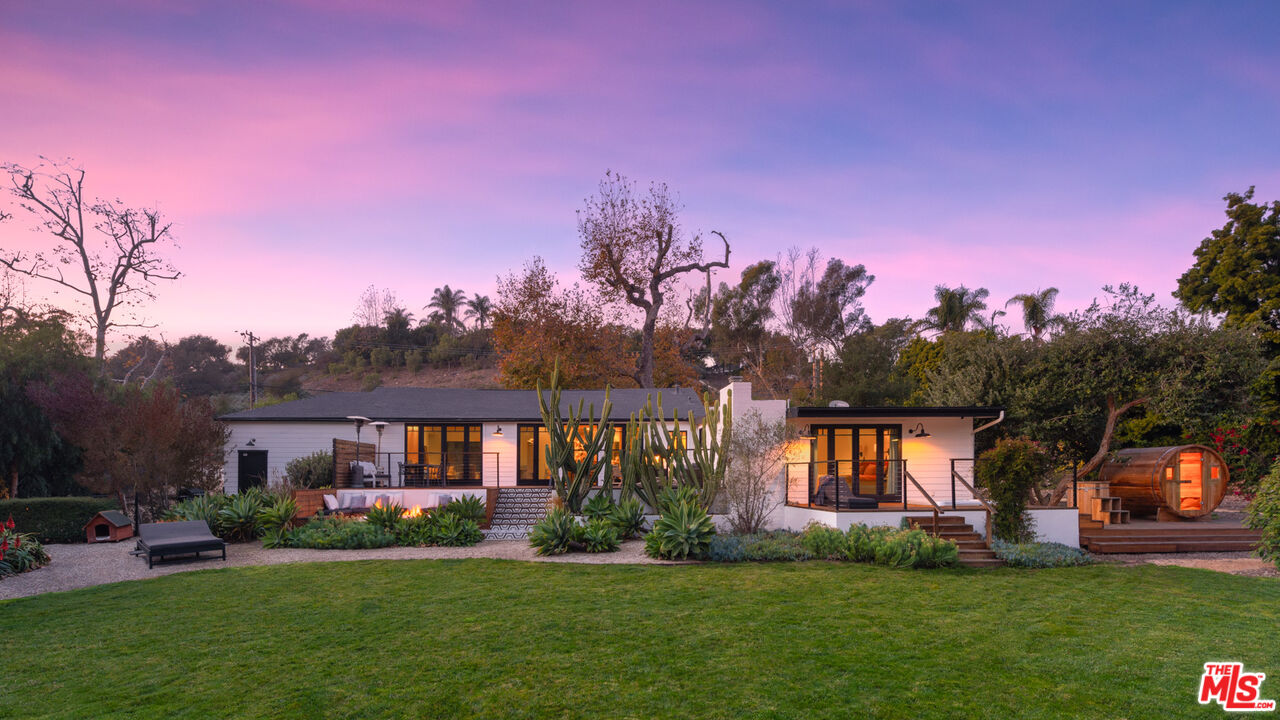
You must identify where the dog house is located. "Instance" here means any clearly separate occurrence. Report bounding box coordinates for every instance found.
[1100,445,1229,519]
[84,510,134,543]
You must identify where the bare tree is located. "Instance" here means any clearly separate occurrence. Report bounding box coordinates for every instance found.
[723,409,792,533]
[2,159,180,370]
[352,284,400,327]
[578,171,729,388]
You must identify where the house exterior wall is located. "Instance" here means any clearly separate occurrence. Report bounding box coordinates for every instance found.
[719,380,790,528]
[783,414,979,508]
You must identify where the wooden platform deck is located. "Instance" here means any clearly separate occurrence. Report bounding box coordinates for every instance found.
[1079,513,1262,554]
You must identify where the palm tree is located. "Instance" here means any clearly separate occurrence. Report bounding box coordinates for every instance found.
[424,285,467,332]
[465,295,492,330]
[383,307,415,333]
[1005,287,1061,341]
[921,285,990,334]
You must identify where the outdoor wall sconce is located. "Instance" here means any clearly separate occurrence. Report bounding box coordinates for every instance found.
[798,425,816,440]
[493,426,504,437]
[908,423,931,438]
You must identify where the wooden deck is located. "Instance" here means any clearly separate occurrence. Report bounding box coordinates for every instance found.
[1079,513,1262,554]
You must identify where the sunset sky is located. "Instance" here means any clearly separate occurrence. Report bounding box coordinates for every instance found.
[3,0,1278,350]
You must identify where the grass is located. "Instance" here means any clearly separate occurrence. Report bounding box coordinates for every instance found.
[3,560,1278,719]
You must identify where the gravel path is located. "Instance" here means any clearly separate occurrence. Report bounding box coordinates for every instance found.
[0,538,665,601]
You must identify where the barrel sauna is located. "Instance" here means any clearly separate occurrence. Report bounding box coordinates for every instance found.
[1099,445,1229,519]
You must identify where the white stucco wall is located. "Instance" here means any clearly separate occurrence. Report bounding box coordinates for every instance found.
[1027,508,1080,546]
[719,380,789,528]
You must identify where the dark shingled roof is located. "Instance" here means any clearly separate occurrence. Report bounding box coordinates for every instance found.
[219,387,707,423]
[86,510,132,528]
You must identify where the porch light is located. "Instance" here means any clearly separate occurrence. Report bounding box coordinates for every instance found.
[798,425,816,440]
[909,423,931,439]
[493,426,504,437]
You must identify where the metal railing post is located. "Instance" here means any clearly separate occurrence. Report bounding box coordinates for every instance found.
[902,459,908,511]
[950,459,957,509]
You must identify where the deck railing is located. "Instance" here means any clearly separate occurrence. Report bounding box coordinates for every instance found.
[348,451,501,488]
[784,458,911,510]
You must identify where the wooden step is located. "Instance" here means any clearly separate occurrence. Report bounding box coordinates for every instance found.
[904,515,969,525]
[1085,539,1260,554]
[1079,527,1260,538]
[957,549,1004,568]
[960,557,1005,568]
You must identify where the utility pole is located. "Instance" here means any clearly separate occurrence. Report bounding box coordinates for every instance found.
[238,330,258,408]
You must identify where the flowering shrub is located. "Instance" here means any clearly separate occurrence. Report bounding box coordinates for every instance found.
[1194,419,1280,496]
[0,516,52,579]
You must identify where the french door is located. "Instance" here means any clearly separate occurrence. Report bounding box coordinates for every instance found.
[812,426,902,501]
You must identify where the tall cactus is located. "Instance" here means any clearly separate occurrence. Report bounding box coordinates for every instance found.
[619,404,669,510]
[537,365,614,514]
[645,390,732,511]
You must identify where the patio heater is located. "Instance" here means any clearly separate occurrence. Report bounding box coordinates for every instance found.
[371,421,388,474]
[346,415,372,469]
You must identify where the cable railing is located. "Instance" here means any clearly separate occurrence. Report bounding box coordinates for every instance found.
[784,459,911,511]
[346,451,501,488]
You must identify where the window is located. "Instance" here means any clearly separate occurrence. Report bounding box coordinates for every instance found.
[405,424,482,484]
[519,424,629,484]
[517,425,552,484]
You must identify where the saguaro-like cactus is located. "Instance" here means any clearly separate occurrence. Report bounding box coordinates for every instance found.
[537,366,614,514]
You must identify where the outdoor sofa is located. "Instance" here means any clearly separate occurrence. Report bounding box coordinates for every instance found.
[813,475,879,509]
[134,520,226,569]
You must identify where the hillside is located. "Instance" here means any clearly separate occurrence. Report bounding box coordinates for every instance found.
[299,365,503,393]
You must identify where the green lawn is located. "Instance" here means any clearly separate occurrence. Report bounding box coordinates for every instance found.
[3,560,1278,719]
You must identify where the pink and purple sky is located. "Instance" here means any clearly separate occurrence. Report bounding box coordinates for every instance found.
[3,1,1279,349]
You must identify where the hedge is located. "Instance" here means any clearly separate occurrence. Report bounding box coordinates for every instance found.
[0,497,121,543]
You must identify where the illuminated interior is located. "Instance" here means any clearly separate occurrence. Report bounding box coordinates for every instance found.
[1160,449,1224,512]
[812,425,902,500]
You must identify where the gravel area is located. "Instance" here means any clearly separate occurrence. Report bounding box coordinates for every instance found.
[1099,551,1278,578]
[0,538,666,601]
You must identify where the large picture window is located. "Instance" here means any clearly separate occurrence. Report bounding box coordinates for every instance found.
[520,425,633,484]
[405,424,483,485]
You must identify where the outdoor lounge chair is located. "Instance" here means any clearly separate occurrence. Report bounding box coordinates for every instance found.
[813,476,878,509]
[134,520,226,569]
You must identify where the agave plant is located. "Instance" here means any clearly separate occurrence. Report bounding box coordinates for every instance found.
[442,495,486,524]
[582,491,615,520]
[607,497,646,539]
[257,496,299,535]
[644,501,716,560]
[218,493,265,542]
[365,501,405,532]
[581,518,620,553]
[431,512,483,547]
[528,507,577,556]
[165,494,230,536]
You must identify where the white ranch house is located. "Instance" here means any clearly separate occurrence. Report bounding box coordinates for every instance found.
[218,380,1079,545]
